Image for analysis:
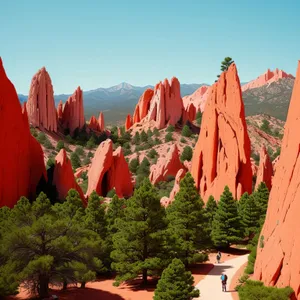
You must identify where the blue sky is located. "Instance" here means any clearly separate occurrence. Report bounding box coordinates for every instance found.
[1,0,299,94]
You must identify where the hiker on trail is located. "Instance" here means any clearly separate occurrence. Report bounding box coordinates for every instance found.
[220,273,228,292]
[216,251,221,264]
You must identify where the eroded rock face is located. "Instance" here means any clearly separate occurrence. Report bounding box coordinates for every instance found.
[98,112,105,132]
[182,85,210,113]
[149,144,184,185]
[26,67,57,132]
[53,149,85,203]
[253,62,300,299]
[0,58,47,208]
[168,168,186,203]
[61,87,85,134]
[128,77,191,130]
[57,100,63,122]
[255,146,273,191]
[242,68,295,92]
[125,114,132,131]
[191,63,252,202]
[86,140,133,198]
[88,115,99,131]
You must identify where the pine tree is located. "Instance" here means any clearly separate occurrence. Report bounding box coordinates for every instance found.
[154,258,199,300]
[180,146,193,162]
[238,192,250,217]
[140,130,148,143]
[242,195,260,238]
[204,195,218,238]
[132,132,141,145]
[167,173,208,265]
[111,178,167,286]
[211,186,242,248]
[181,125,192,137]
[70,152,81,169]
[252,182,269,225]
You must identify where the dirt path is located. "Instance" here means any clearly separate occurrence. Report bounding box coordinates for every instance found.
[194,254,249,300]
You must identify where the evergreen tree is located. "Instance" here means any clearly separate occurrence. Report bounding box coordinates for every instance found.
[129,158,139,174]
[166,125,175,132]
[70,152,81,169]
[252,182,269,225]
[180,146,193,162]
[238,192,250,216]
[166,173,208,265]
[181,125,192,137]
[56,140,65,151]
[153,128,160,137]
[111,178,167,286]
[165,132,174,142]
[217,57,234,79]
[195,111,202,125]
[204,195,218,239]
[154,258,199,300]
[132,132,141,145]
[140,130,148,143]
[242,195,260,238]
[211,186,242,248]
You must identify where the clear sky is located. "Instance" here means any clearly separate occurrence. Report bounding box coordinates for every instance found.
[1,0,299,94]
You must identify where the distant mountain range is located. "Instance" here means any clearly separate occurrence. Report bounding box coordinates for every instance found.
[18,82,207,124]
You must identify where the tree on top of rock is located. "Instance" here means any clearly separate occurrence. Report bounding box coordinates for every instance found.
[166,173,208,266]
[211,186,242,248]
[154,258,200,300]
[111,178,168,286]
[217,57,234,79]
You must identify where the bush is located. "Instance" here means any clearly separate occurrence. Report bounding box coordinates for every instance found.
[154,138,162,145]
[153,128,160,137]
[36,132,46,144]
[166,125,175,132]
[251,152,260,165]
[123,148,132,156]
[238,280,293,300]
[140,130,148,143]
[75,146,84,156]
[147,149,158,159]
[165,132,173,142]
[43,138,54,149]
[107,189,116,198]
[83,156,91,165]
[88,151,94,158]
[260,119,271,134]
[132,132,141,145]
[86,136,96,149]
[30,127,38,137]
[46,156,55,169]
[180,146,193,162]
[129,158,139,174]
[181,125,192,137]
[56,140,65,151]
[180,138,187,143]
[70,152,81,169]
[196,111,202,125]
[147,129,153,137]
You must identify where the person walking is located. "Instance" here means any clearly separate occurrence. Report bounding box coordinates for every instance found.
[216,251,221,264]
[220,273,228,292]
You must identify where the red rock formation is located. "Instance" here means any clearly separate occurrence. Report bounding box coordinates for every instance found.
[128,77,186,130]
[86,140,133,198]
[168,168,186,203]
[149,144,184,185]
[272,155,280,173]
[74,165,90,179]
[191,63,252,202]
[182,103,196,124]
[253,62,300,299]
[26,67,57,132]
[88,115,99,131]
[61,87,85,134]
[98,112,105,132]
[53,149,85,203]
[182,85,210,113]
[57,100,63,122]
[242,68,295,92]
[125,114,132,131]
[255,146,273,191]
[0,58,47,208]
[251,158,258,177]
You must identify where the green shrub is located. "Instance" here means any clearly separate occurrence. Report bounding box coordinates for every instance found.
[154,138,162,145]
[166,125,175,132]
[147,129,153,137]
[238,280,293,300]
[153,128,160,137]
[132,132,141,145]
[75,146,84,156]
[165,132,173,142]
[129,158,139,174]
[181,125,192,137]
[30,127,38,137]
[88,151,94,158]
[107,189,116,198]
[56,140,65,151]
[140,130,148,143]
[43,138,54,149]
[147,149,158,159]
[70,152,81,170]
[196,111,202,125]
[123,148,132,156]
[36,132,46,144]
[180,138,187,143]
[46,156,55,169]
[81,171,88,181]
[260,119,271,134]
[180,146,193,162]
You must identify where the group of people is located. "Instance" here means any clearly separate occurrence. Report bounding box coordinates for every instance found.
[216,251,228,292]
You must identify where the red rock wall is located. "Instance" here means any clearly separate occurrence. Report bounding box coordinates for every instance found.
[0,58,47,208]
[61,87,85,134]
[255,146,273,191]
[191,63,252,202]
[26,67,57,132]
[253,62,300,299]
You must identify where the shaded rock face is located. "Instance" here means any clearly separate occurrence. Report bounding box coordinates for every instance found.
[128,77,195,130]
[88,112,105,132]
[0,58,47,208]
[254,62,300,299]
[86,140,133,198]
[242,68,295,92]
[125,114,132,131]
[149,144,184,185]
[255,146,273,191]
[88,115,99,131]
[191,64,252,202]
[57,100,63,122]
[98,112,105,132]
[61,87,85,134]
[26,67,57,132]
[182,85,210,113]
[168,168,186,202]
[53,149,85,203]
